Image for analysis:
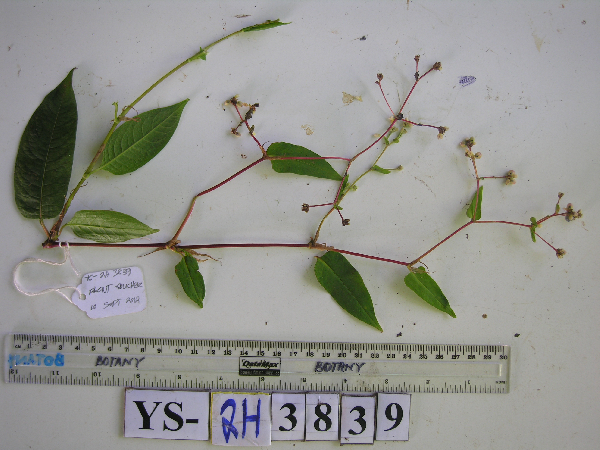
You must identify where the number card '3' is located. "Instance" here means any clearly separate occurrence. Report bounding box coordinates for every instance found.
[340,395,376,444]
[271,393,306,441]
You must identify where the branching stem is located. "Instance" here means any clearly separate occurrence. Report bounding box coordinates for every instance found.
[46,23,270,242]
[170,156,267,243]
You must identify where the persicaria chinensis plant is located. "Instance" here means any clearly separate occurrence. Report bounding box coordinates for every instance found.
[13,20,582,331]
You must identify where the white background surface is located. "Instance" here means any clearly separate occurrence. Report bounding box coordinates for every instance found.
[1,1,599,449]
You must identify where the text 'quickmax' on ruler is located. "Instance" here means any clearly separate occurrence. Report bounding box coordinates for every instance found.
[4,333,509,393]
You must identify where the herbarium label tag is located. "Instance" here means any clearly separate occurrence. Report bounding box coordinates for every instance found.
[71,266,146,318]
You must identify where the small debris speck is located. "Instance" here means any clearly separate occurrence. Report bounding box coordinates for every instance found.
[514,333,520,337]
[482,314,488,319]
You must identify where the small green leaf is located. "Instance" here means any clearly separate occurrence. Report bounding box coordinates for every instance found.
[100,99,189,175]
[530,217,538,243]
[267,142,342,181]
[175,255,205,307]
[14,69,78,219]
[383,135,390,146]
[314,251,383,331]
[371,165,391,174]
[404,268,456,317]
[466,186,483,221]
[65,210,159,243]
[242,19,290,32]
[189,47,207,61]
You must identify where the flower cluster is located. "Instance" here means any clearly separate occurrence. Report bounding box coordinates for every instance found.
[505,170,517,185]
[565,203,583,222]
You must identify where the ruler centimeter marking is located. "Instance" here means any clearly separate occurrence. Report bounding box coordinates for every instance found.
[4,333,509,393]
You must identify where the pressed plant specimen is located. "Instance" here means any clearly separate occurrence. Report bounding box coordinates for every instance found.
[13,20,581,330]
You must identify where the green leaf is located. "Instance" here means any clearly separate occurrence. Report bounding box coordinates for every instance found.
[371,165,391,174]
[314,251,383,331]
[100,99,189,175]
[267,142,342,181]
[175,255,205,307]
[65,210,159,243]
[466,186,483,221]
[14,69,78,219]
[404,268,456,317]
[241,19,290,32]
[529,217,538,243]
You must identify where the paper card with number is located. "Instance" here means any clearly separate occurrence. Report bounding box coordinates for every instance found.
[305,393,340,441]
[376,393,411,441]
[124,389,209,440]
[340,395,376,444]
[71,266,146,318]
[211,392,271,446]
[271,393,306,441]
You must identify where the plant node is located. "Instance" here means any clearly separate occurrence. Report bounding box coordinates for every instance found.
[166,239,181,250]
[437,126,448,139]
[555,248,567,258]
[302,203,310,212]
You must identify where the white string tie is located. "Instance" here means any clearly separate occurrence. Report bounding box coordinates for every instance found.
[13,242,83,304]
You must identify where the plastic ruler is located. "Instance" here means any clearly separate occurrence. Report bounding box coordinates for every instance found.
[4,333,509,393]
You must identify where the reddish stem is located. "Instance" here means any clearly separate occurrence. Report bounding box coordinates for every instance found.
[309,203,334,208]
[233,103,266,154]
[401,119,439,131]
[398,67,435,114]
[171,156,266,242]
[377,80,395,115]
[42,240,410,266]
[331,248,409,266]
[535,233,558,251]
[410,222,473,265]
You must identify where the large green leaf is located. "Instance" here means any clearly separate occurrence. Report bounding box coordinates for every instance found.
[267,142,342,181]
[466,186,483,221]
[241,19,290,32]
[175,255,205,307]
[65,210,158,243]
[314,251,382,331]
[404,268,456,317]
[14,69,78,219]
[100,99,189,175]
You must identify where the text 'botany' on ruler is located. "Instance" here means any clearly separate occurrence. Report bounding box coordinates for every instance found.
[4,333,509,393]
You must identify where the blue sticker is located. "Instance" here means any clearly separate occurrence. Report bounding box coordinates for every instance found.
[459,76,476,87]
